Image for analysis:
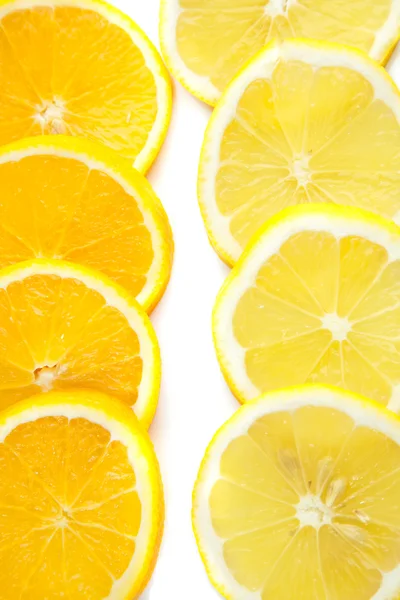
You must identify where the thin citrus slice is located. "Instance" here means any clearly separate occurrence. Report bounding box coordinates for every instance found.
[0,388,163,599]
[193,385,400,600]
[0,259,160,427]
[198,40,400,265]
[0,136,173,313]
[160,0,400,105]
[0,0,171,172]
[214,205,400,411]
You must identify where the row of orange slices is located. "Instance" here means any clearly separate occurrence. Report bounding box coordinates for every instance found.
[0,0,176,597]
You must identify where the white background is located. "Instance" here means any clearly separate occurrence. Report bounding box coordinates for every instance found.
[110,2,400,598]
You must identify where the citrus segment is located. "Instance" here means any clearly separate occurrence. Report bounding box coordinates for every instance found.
[160,0,400,104]
[213,206,400,411]
[198,40,400,264]
[0,136,173,312]
[0,259,160,426]
[0,389,163,599]
[0,0,171,171]
[193,386,400,600]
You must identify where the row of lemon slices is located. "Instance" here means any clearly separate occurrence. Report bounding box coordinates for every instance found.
[195,205,400,600]
[0,0,176,597]
[158,2,400,599]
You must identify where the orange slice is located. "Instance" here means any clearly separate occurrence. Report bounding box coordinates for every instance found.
[0,389,164,599]
[0,259,160,427]
[0,136,173,313]
[0,0,172,171]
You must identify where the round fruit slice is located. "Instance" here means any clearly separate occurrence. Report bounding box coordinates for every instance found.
[198,40,400,265]
[0,389,163,599]
[193,385,400,600]
[160,0,400,105]
[214,205,400,411]
[0,136,173,313]
[0,259,160,427]
[0,0,171,172]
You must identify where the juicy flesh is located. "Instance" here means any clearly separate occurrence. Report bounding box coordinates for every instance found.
[215,60,400,254]
[232,232,400,408]
[177,0,393,95]
[0,154,154,299]
[0,415,140,598]
[0,6,158,162]
[210,405,400,599]
[0,273,143,411]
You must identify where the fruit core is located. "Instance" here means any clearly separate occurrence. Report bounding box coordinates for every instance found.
[34,365,58,390]
[321,313,351,342]
[291,154,311,186]
[296,494,333,527]
[36,98,67,134]
[264,0,293,17]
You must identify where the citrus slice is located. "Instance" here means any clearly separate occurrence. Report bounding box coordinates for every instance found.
[213,205,400,411]
[0,388,163,599]
[0,0,171,172]
[0,136,173,313]
[193,385,400,600]
[198,40,400,265]
[160,0,400,105]
[0,259,160,427]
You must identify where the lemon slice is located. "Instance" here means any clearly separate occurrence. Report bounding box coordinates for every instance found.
[0,136,173,312]
[198,40,400,265]
[160,0,400,105]
[193,385,400,600]
[0,0,171,172]
[0,389,163,599]
[0,259,160,427]
[214,205,400,411]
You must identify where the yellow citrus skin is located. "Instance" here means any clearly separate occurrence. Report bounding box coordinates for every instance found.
[213,204,400,409]
[0,389,164,599]
[0,135,174,313]
[193,384,400,600]
[198,39,400,266]
[0,0,172,172]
